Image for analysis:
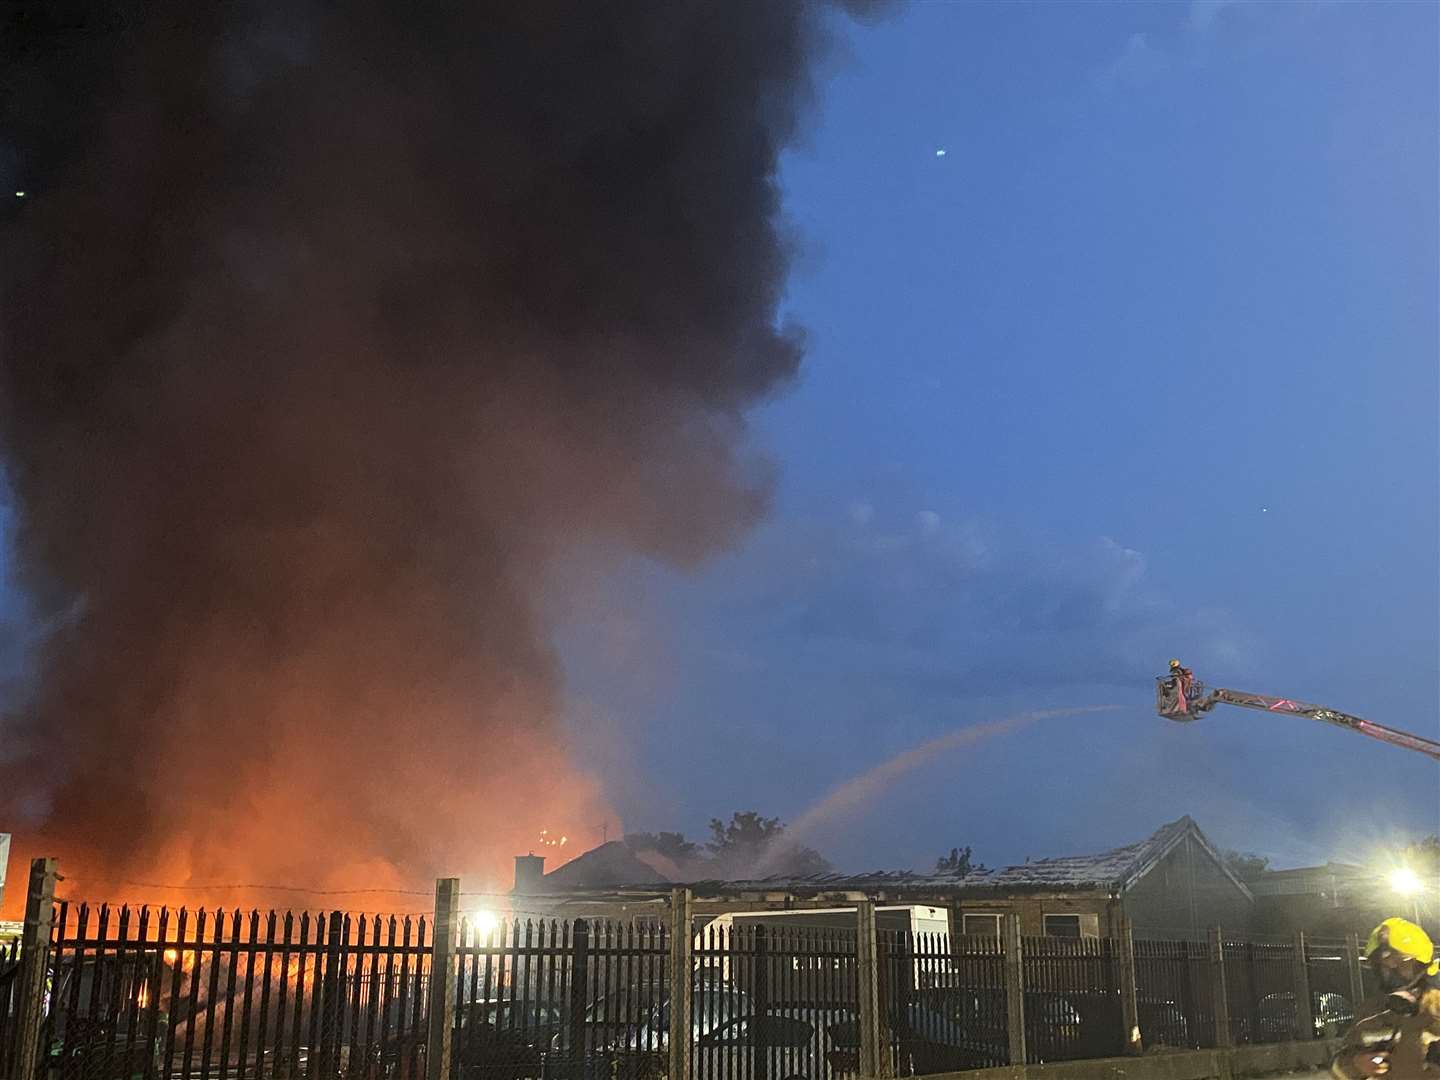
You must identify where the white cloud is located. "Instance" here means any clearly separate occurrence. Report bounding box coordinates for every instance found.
[678,510,1254,697]
[1095,0,1257,94]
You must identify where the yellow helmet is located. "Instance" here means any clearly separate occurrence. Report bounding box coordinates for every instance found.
[1169,659,1182,670]
[1366,917,1439,976]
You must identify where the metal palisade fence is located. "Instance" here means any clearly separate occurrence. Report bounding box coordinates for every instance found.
[0,874,1372,1080]
[692,921,859,1080]
[1132,938,1216,1050]
[880,930,1007,1075]
[27,902,434,1080]
[1,938,19,1077]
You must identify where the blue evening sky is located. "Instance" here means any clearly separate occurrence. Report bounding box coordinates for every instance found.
[558,0,1439,873]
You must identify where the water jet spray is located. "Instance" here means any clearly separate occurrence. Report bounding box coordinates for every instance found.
[752,704,1122,877]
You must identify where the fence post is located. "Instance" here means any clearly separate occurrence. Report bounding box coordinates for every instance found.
[668,888,693,1080]
[568,919,590,1080]
[316,911,346,1077]
[1209,927,1232,1049]
[12,858,59,1080]
[1344,932,1366,1010]
[753,924,771,1080]
[425,878,460,1080]
[1292,931,1314,1041]
[885,928,910,1068]
[856,902,885,1080]
[1245,941,1260,1045]
[1003,913,1027,1066]
[1117,916,1141,1055]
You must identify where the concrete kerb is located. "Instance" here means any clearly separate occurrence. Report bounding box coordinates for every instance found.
[895,1039,1338,1080]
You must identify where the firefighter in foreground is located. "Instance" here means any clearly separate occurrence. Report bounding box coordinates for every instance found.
[1332,918,1440,1077]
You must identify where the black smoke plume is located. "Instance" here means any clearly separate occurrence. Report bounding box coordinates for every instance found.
[0,0,877,908]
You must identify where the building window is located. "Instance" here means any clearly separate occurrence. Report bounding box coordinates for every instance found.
[1044,915,1082,939]
[962,914,1001,937]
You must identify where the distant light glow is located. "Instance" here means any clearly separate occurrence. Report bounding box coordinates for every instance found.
[1390,867,1422,896]
[14,191,24,198]
[469,908,500,938]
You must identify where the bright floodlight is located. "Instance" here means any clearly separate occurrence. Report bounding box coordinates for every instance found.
[469,908,500,939]
[1389,867,1422,897]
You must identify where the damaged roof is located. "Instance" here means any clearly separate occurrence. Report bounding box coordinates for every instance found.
[525,817,1252,903]
[674,817,1247,900]
[958,816,1250,896]
[542,841,669,889]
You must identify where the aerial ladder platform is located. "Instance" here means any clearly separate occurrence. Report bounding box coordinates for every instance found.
[1156,662,1440,761]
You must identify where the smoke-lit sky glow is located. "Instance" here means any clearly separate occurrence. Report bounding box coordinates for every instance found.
[1,1,1436,911]
[0,0,880,915]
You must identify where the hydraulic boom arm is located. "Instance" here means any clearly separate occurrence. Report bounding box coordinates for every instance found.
[1156,666,1440,761]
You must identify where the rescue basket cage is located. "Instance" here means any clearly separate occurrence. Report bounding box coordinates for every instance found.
[1155,674,1206,720]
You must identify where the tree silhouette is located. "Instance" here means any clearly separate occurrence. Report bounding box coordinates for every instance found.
[625,831,700,862]
[707,811,784,855]
[706,811,832,879]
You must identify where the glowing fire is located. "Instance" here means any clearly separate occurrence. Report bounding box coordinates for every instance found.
[161,948,198,973]
[3,782,610,923]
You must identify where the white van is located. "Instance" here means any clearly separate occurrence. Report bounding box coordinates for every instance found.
[694,906,954,991]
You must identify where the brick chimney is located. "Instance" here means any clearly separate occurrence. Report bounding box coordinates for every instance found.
[513,854,546,895]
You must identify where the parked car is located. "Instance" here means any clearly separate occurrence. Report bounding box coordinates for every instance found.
[554,971,738,1055]
[894,999,998,1073]
[837,990,1015,1072]
[264,1045,352,1080]
[1026,994,1089,1061]
[43,958,168,1080]
[1255,991,1355,1042]
[623,987,753,1052]
[454,1000,565,1080]
[1311,992,1358,1039]
[691,1008,855,1080]
[544,987,750,1080]
[808,996,1038,1075]
[1137,997,1190,1049]
[914,987,1123,1064]
[372,999,563,1080]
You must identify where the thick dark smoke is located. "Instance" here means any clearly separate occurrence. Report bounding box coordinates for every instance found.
[0,0,877,910]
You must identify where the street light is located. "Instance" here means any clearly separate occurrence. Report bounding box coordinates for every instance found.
[467,908,500,942]
[1388,867,1423,923]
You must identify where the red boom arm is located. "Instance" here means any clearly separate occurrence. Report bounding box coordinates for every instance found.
[1155,672,1440,761]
